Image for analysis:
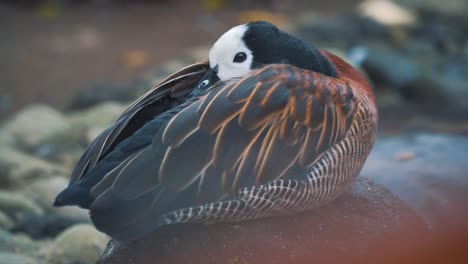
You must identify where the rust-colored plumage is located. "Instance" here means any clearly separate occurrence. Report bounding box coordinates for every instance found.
[55,30,377,242]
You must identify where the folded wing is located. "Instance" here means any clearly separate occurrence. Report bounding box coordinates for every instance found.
[89,64,358,240]
[69,60,210,185]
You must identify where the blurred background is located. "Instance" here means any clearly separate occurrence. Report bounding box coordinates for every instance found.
[0,0,467,263]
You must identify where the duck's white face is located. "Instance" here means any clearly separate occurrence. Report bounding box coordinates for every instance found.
[209,24,254,81]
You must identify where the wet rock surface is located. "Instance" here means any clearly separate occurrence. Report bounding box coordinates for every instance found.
[363,133,468,230]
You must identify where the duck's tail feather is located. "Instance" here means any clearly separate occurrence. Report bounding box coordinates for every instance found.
[53,184,94,209]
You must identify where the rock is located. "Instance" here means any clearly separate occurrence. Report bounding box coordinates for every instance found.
[0,147,67,188]
[410,61,468,117]
[98,177,427,264]
[296,14,390,50]
[395,0,468,21]
[25,176,89,222]
[362,46,420,89]
[0,227,38,253]
[296,3,467,120]
[362,133,468,262]
[67,102,128,145]
[0,104,70,149]
[0,191,43,221]
[0,211,13,230]
[41,224,108,264]
[0,189,68,238]
[68,102,127,131]
[363,133,468,229]
[0,252,35,264]
[69,81,135,110]
[15,176,90,238]
[32,143,84,172]
[464,42,468,59]
[12,214,86,240]
[358,0,417,26]
[86,125,108,145]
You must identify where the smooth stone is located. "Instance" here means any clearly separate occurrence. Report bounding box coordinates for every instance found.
[67,102,127,133]
[358,0,417,26]
[0,147,66,188]
[362,133,468,262]
[0,227,38,253]
[464,42,468,59]
[362,46,420,88]
[41,224,109,264]
[412,66,468,117]
[395,0,468,20]
[98,177,427,264]
[86,125,108,145]
[0,104,70,148]
[64,102,127,147]
[296,14,389,50]
[31,143,84,172]
[69,81,134,110]
[363,133,468,229]
[0,191,43,220]
[15,176,90,238]
[25,176,89,222]
[67,102,128,127]
[0,252,34,264]
[0,211,13,230]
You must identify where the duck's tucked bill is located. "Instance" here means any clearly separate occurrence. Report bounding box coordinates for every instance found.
[54,21,378,242]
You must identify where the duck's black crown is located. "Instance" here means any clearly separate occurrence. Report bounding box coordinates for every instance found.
[243,21,337,78]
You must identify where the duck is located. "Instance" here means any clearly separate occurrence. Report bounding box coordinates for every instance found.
[54,21,378,242]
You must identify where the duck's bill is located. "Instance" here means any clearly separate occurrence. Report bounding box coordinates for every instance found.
[196,67,220,90]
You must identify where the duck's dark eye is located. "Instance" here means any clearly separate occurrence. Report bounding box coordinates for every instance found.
[233,52,247,63]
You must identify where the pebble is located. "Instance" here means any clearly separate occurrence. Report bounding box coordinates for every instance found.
[0,147,66,188]
[41,224,109,264]
[25,176,90,223]
[0,104,70,149]
[359,0,417,26]
[395,150,416,161]
[0,211,13,230]
[67,102,127,132]
[0,252,35,264]
[0,191,43,219]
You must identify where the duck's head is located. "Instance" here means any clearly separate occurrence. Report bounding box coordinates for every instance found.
[197,21,337,89]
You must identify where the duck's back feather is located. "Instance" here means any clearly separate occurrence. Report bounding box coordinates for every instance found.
[86,63,360,241]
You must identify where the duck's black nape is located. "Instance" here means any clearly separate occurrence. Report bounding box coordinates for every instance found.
[243,21,337,78]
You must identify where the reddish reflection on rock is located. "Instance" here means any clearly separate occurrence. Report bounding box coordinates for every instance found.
[99,178,432,263]
[362,133,468,264]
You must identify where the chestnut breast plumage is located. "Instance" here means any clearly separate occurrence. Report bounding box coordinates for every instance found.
[54,21,378,242]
